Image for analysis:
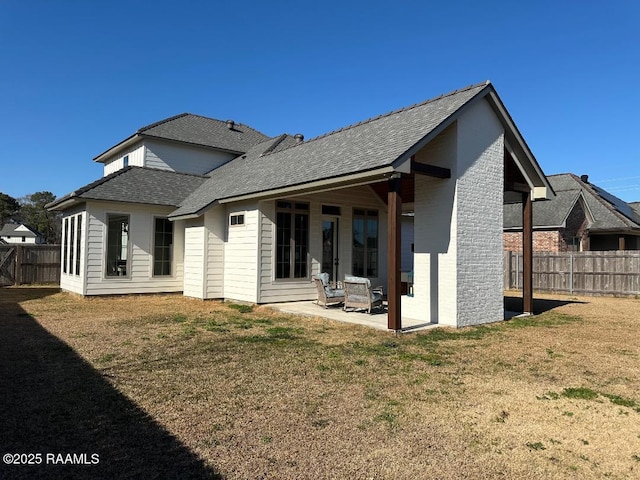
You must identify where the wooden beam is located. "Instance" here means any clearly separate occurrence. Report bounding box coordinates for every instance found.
[387,175,402,331]
[522,192,533,314]
[504,181,530,193]
[411,160,451,179]
[619,236,626,251]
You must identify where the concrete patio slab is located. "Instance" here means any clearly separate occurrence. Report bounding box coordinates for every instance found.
[264,300,438,332]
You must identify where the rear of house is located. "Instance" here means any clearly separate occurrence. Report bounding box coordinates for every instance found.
[49,82,553,328]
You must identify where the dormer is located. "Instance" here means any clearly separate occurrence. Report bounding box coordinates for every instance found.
[94,113,270,177]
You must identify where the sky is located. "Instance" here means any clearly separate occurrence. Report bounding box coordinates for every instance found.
[1,0,639,202]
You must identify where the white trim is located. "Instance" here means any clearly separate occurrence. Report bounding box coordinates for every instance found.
[151,215,175,279]
[104,211,132,280]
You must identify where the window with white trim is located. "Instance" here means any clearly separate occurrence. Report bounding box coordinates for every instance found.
[352,209,378,277]
[62,213,83,276]
[275,201,309,279]
[153,217,173,276]
[106,214,129,277]
[230,213,245,226]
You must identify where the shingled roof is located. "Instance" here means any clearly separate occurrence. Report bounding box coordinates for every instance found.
[0,223,43,238]
[47,167,208,209]
[171,82,498,219]
[94,114,271,162]
[504,173,640,231]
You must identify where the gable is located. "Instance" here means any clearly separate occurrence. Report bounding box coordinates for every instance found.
[94,114,271,165]
[173,81,546,219]
[504,173,640,231]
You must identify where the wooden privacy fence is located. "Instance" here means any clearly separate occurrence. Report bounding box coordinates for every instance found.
[504,250,640,296]
[0,245,61,286]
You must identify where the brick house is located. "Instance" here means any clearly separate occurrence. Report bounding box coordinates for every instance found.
[504,173,640,252]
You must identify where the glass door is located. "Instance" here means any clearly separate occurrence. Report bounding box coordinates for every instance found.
[322,218,339,283]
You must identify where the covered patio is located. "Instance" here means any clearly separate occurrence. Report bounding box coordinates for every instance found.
[260,84,552,332]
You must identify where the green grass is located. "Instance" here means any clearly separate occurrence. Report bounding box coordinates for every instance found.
[227,303,254,313]
[537,387,640,413]
[562,387,599,400]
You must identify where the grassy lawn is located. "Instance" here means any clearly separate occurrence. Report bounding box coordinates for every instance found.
[1,287,640,479]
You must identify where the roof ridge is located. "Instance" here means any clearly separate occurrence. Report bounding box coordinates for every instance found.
[134,166,209,179]
[138,113,190,132]
[258,81,491,158]
[260,134,289,156]
[574,174,639,228]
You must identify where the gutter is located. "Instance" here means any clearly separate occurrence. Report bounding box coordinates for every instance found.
[168,166,395,221]
[218,166,395,204]
[93,134,141,163]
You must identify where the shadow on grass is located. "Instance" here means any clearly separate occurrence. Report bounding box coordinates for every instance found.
[504,294,587,315]
[0,288,222,480]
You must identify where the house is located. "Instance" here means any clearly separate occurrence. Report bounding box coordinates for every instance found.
[48,81,553,329]
[0,223,46,244]
[504,173,640,252]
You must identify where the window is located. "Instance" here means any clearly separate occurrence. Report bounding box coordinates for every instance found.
[123,155,129,168]
[322,205,341,216]
[567,237,581,252]
[106,214,129,277]
[153,218,173,276]
[230,213,245,226]
[276,201,309,279]
[75,216,82,275]
[62,213,83,276]
[63,219,69,274]
[21,236,26,242]
[352,209,378,277]
[69,217,75,271]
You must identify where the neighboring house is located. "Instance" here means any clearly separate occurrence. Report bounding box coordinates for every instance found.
[0,223,46,244]
[504,173,640,252]
[48,81,552,329]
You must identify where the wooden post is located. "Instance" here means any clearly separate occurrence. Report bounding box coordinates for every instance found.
[619,236,626,251]
[387,174,402,331]
[15,245,23,286]
[522,192,533,314]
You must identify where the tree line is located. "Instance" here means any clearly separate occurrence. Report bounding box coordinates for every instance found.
[0,191,61,244]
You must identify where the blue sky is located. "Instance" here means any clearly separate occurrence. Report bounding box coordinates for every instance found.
[1,0,639,202]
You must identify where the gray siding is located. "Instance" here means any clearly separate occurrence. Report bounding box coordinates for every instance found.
[205,206,225,298]
[183,225,205,298]
[223,201,259,302]
[83,201,184,295]
[103,143,145,176]
[145,139,235,175]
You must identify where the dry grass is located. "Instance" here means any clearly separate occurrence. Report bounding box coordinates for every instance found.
[1,287,640,479]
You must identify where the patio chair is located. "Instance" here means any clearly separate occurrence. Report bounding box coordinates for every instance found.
[313,273,345,308]
[343,275,384,314]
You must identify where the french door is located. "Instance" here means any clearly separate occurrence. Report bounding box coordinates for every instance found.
[322,218,339,283]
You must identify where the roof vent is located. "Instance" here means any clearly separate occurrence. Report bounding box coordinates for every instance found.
[580,174,589,183]
[294,133,304,143]
[226,120,235,130]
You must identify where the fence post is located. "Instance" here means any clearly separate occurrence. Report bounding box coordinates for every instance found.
[515,253,520,290]
[569,253,574,295]
[14,245,23,286]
